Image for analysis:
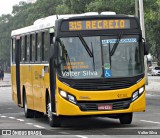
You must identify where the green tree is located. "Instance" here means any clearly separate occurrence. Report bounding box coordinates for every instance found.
[86,0,134,14]
[144,0,160,65]
[1,0,160,69]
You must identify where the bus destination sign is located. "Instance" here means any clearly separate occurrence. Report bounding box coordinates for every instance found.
[68,19,130,31]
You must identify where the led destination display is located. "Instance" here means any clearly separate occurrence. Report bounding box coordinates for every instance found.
[68,19,130,31]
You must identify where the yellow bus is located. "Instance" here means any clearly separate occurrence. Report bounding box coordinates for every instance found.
[11,12,148,127]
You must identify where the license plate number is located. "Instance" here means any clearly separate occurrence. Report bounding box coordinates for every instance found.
[98,104,112,110]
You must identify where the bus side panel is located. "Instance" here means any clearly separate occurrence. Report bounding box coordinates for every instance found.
[32,65,43,112]
[20,65,34,109]
[11,65,18,105]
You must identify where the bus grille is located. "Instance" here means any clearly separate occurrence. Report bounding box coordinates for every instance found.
[72,80,133,91]
[77,98,131,111]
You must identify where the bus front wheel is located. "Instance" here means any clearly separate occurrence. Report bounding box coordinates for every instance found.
[119,113,132,124]
[47,97,61,127]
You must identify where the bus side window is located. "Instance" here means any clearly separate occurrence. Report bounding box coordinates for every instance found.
[27,35,30,62]
[29,34,32,62]
[35,33,38,61]
[32,34,35,62]
[12,38,16,63]
[21,36,25,62]
[37,33,41,62]
[24,35,27,62]
[44,31,49,61]
[42,32,44,61]
[50,33,54,45]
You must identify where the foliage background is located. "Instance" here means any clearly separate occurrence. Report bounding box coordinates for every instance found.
[0,0,159,70]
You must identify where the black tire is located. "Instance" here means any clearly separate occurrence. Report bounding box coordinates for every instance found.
[47,96,61,127]
[23,93,34,118]
[119,113,132,124]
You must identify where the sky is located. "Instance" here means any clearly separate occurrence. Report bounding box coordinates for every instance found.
[0,0,27,16]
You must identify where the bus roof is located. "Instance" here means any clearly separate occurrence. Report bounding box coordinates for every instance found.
[11,15,71,36]
[11,14,83,36]
[12,12,134,37]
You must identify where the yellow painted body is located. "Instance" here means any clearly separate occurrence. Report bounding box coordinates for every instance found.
[11,64,146,116]
[56,78,146,115]
[11,64,50,113]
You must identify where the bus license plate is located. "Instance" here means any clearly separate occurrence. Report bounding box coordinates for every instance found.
[98,104,112,110]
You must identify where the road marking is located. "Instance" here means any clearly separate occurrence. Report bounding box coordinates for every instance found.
[33,125,45,129]
[2,115,45,129]
[1,116,7,118]
[17,119,24,122]
[7,108,13,110]
[141,120,160,125]
[9,117,15,119]
[26,123,33,125]
[58,132,70,135]
[76,135,88,138]
[146,94,160,97]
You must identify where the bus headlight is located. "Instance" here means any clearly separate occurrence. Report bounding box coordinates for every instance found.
[68,95,76,104]
[60,90,67,98]
[59,90,77,104]
[132,86,145,102]
[139,86,144,95]
[132,91,139,101]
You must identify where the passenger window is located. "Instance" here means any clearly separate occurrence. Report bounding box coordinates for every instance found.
[37,33,41,62]
[27,35,30,62]
[24,36,27,61]
[44,32,49,61]
[32,34,36,62]
[12,38,16,63]
[29,35,32,61]
[21,36,25,62]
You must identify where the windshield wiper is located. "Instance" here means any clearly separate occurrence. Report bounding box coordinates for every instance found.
[91,42,95,71]
[78,34,93,57]
[109,42,112,67]
[110,32,123,56]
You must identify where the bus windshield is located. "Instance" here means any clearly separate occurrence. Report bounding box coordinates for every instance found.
[57,35,144,79]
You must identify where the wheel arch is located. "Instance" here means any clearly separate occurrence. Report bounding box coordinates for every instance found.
[45,88,50,114]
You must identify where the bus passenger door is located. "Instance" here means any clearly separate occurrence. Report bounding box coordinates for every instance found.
[15,37,21,105]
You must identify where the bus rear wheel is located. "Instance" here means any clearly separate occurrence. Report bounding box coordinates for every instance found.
[119,113,132,124]
[23,93,34,118]
[47,97,61,127]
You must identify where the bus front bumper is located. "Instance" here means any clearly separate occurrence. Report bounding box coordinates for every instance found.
[55,91,146,116]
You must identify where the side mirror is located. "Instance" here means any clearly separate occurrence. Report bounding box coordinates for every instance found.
[49,37,59,67]
[53,37,56,44]
[143,41,149,55]
[49,44,54,58]
[49,43,58,67]
[49,37,56,58]
[142,38,148,55]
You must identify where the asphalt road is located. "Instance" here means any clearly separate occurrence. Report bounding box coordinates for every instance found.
[0,76,160,137]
